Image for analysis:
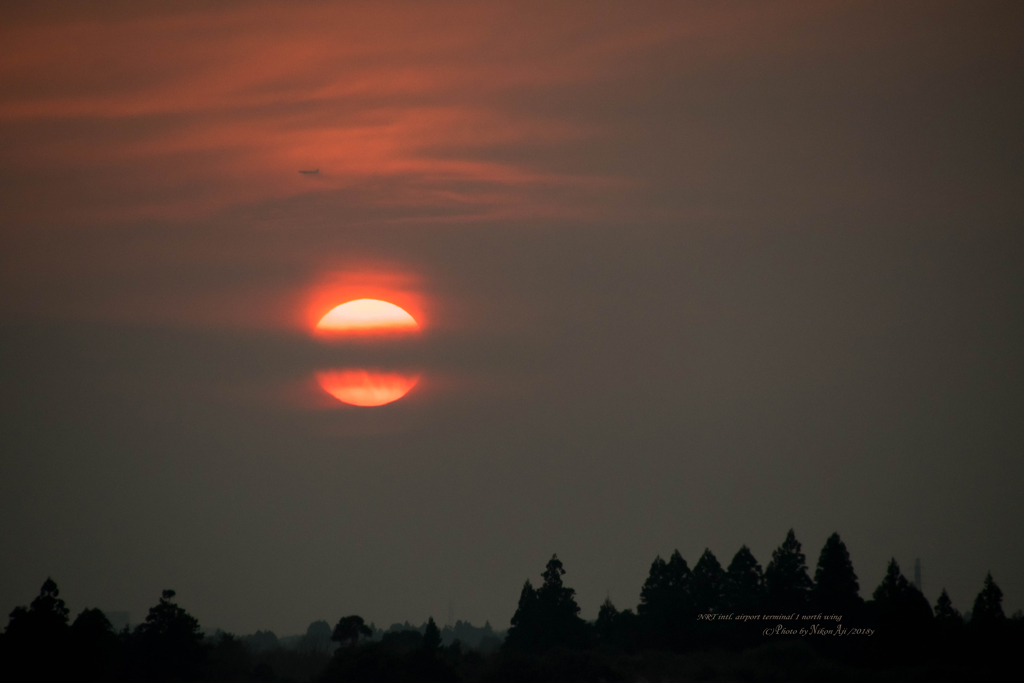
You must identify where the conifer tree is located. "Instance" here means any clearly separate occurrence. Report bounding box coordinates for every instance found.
[724,545,766,614]
[506,580,539,650]
[812,533,862,614]
[871,558,932,626]
[934,588,963,625]
[764,529,813,613]
[971,572,1005,626]
[423,617,442,653]
[691,549,726,614]
[506,555,588,651]
[638,550,691,617]
[637,550,692,647]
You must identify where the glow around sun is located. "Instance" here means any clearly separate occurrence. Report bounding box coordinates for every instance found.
[316,369,420,407]
[316,299,419,333]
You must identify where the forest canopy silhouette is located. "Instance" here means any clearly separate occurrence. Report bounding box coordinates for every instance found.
[2,530,1020,682]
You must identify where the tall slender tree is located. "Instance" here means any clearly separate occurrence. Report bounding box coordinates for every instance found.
[506,580,539,650]
[812,533,863,614]
[691,549,726,614]
[506,555,588,651]
[423,617,442,653]
[971,572,1005,627]
[764,530,813,613]
[724,546,766,614]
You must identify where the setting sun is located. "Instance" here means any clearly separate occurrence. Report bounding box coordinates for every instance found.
[315,299,419,333]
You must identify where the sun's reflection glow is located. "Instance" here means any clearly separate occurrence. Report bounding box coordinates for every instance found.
[316,369,420,407]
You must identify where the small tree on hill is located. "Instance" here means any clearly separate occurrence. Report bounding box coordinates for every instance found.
[331,615,372,647]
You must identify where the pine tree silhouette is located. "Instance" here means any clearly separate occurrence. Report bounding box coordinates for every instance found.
[812,533,863,615]
[423,617,442,653]
[691,549,726,615]
[506,555,588,651]
[638,550,692,648]
[871,558,932,626]
[764,530,813,613]
[724,546,766,615]
[934,588,963,625]
[971,572,1005,627]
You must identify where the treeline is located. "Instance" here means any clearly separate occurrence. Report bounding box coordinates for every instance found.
[505,530,1017,660]
[2,529,1021,682]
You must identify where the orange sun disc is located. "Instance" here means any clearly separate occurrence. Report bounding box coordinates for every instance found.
[316,369,420,407]
[316,299,419,333]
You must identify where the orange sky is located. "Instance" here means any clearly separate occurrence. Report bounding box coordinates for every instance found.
[0,0,843,226]
[0,0,857,333]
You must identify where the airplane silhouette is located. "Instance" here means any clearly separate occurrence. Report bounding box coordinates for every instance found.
[299,169,319,175]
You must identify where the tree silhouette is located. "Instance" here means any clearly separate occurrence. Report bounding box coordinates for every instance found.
[723,545,766,614]
[4,577,70,638]
[812,533,862,615]
[639,550,692,616]
[423,617,442,653]
[2,578,71,676]
[596,598,619,644]
[331,615,372,647]
[506,554,588,651]
[764,529,813,613]
[70,608,121,681]
[302,619,334,654]
[934,588,963,626]
[132,589,205,681]
[638,549,692,647]
[971,572,1005,627]
[506,580,540,650]
[595,597,638,652]
[691,549,726,615]
[871,559,932,626]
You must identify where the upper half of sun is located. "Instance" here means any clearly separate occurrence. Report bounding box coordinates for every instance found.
[315,299,419,334]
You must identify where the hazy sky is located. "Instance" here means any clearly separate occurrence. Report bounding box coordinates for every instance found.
[2,0,1022,635]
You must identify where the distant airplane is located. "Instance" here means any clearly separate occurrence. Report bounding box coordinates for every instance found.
[299,169,319,175]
